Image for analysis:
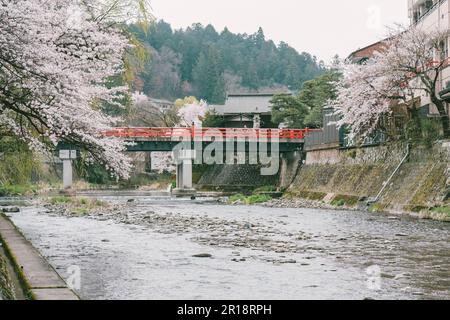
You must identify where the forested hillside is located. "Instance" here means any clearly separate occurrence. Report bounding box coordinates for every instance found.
[128,21,326,103]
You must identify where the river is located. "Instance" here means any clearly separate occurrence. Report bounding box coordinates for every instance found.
[4,194,450,300]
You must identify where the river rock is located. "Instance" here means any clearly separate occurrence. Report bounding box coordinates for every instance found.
[192,253,212,258]
[2,207,20,213]
[281,259,297,264]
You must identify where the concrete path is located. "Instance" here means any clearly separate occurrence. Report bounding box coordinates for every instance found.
[0,213,79,300]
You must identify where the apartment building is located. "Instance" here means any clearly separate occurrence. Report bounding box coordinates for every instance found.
[409,0,450,118]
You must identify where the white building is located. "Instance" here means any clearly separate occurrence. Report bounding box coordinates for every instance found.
[409,0,450,117]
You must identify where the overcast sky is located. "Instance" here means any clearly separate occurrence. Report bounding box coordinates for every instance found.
[150,0,410,63]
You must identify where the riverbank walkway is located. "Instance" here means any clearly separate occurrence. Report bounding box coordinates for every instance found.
[0,213,79,300]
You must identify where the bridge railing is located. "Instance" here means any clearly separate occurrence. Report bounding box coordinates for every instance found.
[103,127,321,140]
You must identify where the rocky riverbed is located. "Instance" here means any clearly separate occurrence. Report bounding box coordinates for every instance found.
[41,199,318,264]
[4,194,450,300]
[265,197,341,210]
[265,197,450,222]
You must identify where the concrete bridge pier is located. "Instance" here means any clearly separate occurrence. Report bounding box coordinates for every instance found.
[144,152,152,173]
[279,151,303,190]
[63,160,73,189]
[59,150,77,190]
[172,150,197,197]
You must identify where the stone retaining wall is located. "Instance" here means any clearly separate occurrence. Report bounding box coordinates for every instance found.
[0,250,15,300]
[290,141,450,215]
[197,164,280,191]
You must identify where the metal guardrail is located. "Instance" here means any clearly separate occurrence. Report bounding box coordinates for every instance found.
[342,132,387,149]
[367,143,410,204]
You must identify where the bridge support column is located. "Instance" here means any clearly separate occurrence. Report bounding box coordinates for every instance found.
[145,152,152,173]
[279,151,303,190]
[59,150,77,190]
[173,150,197,197]
[63,160,73,189]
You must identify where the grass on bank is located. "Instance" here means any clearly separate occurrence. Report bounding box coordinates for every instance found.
[49,196,109,215]
[229,193,272,205]
[0,184,39,197]
[431,205,450,217]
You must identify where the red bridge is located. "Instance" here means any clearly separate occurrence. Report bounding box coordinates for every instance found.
[102,127,319,196]
[104,127,318,141]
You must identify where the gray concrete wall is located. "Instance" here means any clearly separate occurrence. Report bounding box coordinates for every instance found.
[279,151,303,190]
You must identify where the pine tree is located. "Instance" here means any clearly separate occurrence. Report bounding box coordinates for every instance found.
[192,45,225,104]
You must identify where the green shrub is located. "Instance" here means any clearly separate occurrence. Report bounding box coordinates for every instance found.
[420,119,441,148]
[346,149,357,159]
[74,161,114,185]
[431,206,450,216]
[202,111,227,128]
[0,137,42,186]
[246,194,272,204]
[229,194,246,203]
[49,196,73,205]
[331,194,359,207]
[228,193,272,205]
[331,199,346,207]
[0,184,38,196]
[368,203,387,213]
[48,196,108,215]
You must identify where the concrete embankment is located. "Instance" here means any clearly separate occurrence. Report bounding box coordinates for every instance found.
[0,248,16,300]
[284,141,450,220]
[0,212,79,300]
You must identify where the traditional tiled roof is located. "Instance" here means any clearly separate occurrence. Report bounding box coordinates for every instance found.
[210,92,291,115]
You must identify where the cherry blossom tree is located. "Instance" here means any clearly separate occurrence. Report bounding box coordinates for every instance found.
[177,100,207,127]
[0,0,151,179]
[130,92,180,127]
[333,27,450,140]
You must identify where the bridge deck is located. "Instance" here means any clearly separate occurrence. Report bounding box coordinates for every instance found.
[104,127,318,142]
[103,127,320,152]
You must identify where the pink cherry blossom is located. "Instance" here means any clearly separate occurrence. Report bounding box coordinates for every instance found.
[0,0,141,178]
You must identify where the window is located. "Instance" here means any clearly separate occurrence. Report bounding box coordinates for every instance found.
[439,39,449,61]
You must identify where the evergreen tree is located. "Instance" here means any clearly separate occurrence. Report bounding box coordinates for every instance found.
[128,21,326,100]
[271,71,341,128]
[192,45,225,104]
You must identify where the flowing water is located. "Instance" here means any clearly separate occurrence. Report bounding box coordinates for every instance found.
[4,194,450,300]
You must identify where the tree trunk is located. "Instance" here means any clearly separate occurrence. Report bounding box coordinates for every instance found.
[408,103,422,141]
[430,95,450,138]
